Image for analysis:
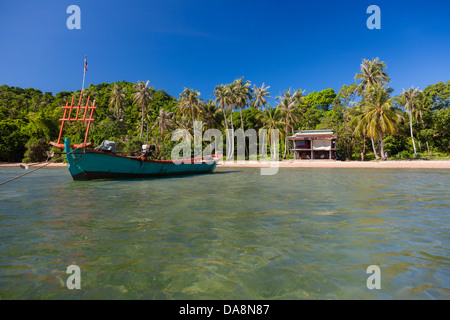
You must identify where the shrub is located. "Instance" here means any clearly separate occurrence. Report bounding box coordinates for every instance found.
[24,138,49,162]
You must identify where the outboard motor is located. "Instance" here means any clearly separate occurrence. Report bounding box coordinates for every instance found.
[141,144,156,157]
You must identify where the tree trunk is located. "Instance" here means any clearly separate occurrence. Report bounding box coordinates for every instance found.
[363,137,366,155]
[239,109,244,131]
[371,135,380,160]
[146,120,149,144]
[228,107,234,160]
[222,107,231,160]
[379,137,386,161]
[283,124,289,159]
[409,111,417,157]
[140,105,144,139]
[239,108,247,158]
[222,106,229,130]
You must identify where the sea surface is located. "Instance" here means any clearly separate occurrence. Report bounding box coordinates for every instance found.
[0,166,449,299]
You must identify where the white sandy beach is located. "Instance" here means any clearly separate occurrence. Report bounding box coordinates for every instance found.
[217,160,450,169]
[1,160,449,169]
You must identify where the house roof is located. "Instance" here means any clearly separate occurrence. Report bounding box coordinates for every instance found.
[288,129,336,140]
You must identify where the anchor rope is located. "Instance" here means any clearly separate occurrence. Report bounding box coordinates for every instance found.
[0,145,84,186]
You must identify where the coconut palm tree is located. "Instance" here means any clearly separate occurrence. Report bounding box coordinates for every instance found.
[415,91,431,154]
[256,106,285,160]
[252,83,271,111]
[225,83,236,132]
[354,58,391,159]
[232,77,253,131]
[133,80,154,139]
[276,88,302,159]
[354,106,379,159]
[152,108,175,140]
[401,87,420,157]
[355,58,391,93]
[212,84,233,159]
[212,84,231,131]
[355,85,403,160]
[201,100,221,130]
[178,88,202,127]
[109,83,127,122]
[230,78,253,158]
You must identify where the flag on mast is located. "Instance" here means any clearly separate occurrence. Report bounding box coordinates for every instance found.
[84,56,88,72]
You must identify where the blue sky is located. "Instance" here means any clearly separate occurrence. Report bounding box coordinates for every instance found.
[0,0,449,106]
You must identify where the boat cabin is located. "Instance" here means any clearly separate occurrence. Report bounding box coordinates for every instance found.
[288,129,337,160]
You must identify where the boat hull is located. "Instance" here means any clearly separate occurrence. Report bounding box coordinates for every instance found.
[64,139,218,181]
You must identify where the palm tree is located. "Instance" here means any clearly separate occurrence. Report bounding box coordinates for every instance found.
[354,58,391,159]
[212,84,233,159]
[415,91,431,154]
[252,83,271,111]
[133,80,154,140]
[355,58,391,93]
[225,83,236,132]
[178,88,202,127]
[232,77,252,132]
[109,83,127,122]
[355,85,403,160]
[231,78,253,159]
[212,84,230,131]
[257,106,285,160]
[276,88,302,159]
[152,108,175,140]
[201,100,221,130]
[401,87,420,157]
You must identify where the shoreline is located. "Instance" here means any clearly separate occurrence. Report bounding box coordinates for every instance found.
[216,160,450,169]
[1,160,449,169]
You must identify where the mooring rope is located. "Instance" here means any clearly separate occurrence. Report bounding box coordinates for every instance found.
[0,161,55,186]
[0,146,83,186]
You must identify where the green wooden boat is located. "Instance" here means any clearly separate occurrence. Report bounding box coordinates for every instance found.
[50,94,221,181]
[63,138,220,181]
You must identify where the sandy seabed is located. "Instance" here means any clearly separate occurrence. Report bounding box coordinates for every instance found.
[1,160,449,169]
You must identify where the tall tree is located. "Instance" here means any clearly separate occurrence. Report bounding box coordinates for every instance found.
[178,88,202,126]
[212,84,230,131]
[355,58,391,93]
[109,83,127,122]
[355,85,403,160]
[257,106,285,160]
[415,91,431,154]
[200,100,221,130]
[212,84,233,159]
[276,88,302,159]
[132,80,154,139]
[400,87,420,157]
[354,58,391,159]
[152,108,175,140]
[232,77,253,131]
[252,83,271,111]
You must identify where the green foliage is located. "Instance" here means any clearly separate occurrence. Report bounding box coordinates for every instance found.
[24,138,50,162]
[383,134,408,156]
[0,74,449,162]
[90,119,124,147]
[430,108,450,152]
[392,150,412,160]
[0,120,29,162]
[423,81,450,110]
[304,88,337,111]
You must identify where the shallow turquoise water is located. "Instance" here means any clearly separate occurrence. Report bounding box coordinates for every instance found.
[0,166,449,299]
